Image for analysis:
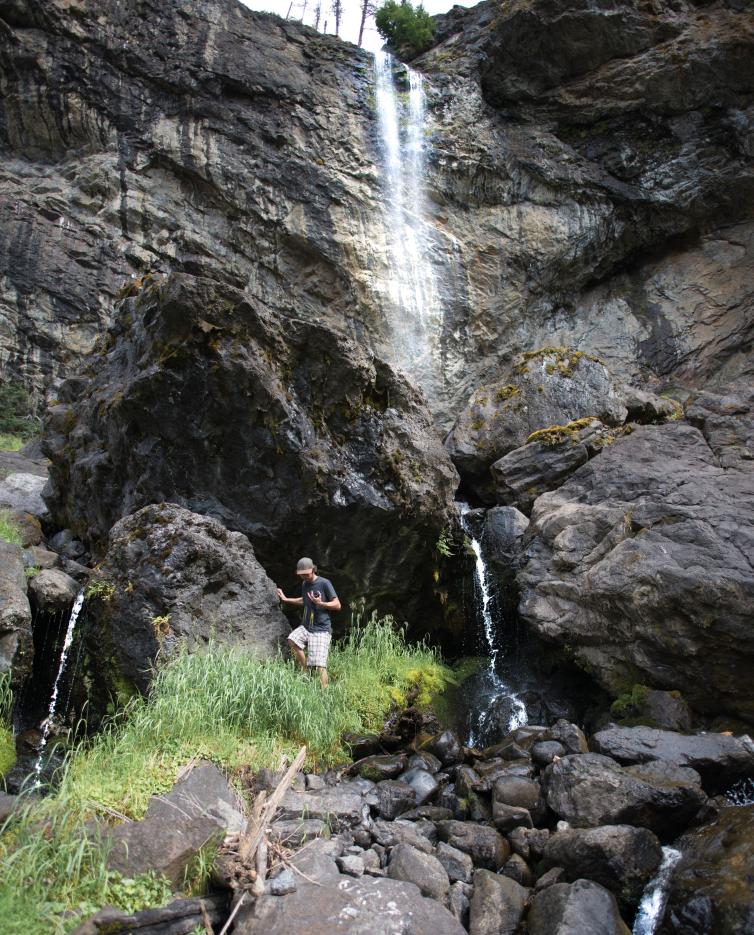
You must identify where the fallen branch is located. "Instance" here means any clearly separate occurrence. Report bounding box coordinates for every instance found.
[217,892,246,935]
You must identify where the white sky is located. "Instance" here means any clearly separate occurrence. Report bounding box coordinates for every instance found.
[238,0,474,53]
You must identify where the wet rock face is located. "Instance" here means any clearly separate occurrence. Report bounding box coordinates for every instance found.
[83,502,290,697]
[43,274,458,621]
[518,402,754,724]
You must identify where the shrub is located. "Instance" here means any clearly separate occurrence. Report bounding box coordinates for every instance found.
[0,382,36,439]
[375,0,435,57]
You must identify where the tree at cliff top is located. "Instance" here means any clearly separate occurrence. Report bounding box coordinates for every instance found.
[375,0,435,56]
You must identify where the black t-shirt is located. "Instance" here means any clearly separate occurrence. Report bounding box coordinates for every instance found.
[301,576,337,632]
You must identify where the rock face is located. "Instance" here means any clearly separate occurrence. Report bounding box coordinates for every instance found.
[518,411,754,724]
[43,275,458,622]
[0,540,32,687]
[2,0,753,429]
[83,502,290,697]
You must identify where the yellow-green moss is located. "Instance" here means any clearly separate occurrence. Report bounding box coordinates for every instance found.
[526,417,598,447]
[514,346,602,378]
[495,384,520,402]
[0,726,15,776]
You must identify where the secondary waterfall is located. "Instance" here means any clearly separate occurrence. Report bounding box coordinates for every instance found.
[373,51,443,405]
[32,588,85,784]
[459,505,528,746]
[632,847,682,935]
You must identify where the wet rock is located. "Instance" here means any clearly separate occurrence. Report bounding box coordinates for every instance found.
[665,805,754,935]
[455,765,480,798]
[527,879,631,935]
[492,803,533,834]
[468,868,528,935]
[401,805,453,822]
[269,819,331,847]
[0,541,32,686]
[343,734,383,760]
[545,721,589,755]
[354,754,408,782]
[448,880,472,927]
[435,787,469,821]
[407,751,443,774]
[483,506,529,568]
[532,741,567,767]
[421,730,463,766]
[509,826,550,862]
[268,868,297,896]
[81,503,289,699]
[501,853,533,887]
[436,840,474,884]
[437,820,509,870]
[375,780,416,821]
[399,768,439,805]
[609,686,692,732]
[0,473,48,519]
[492,775,542,812]
[145,761,246,834]
[544,753,708,838]
[27,568,80,614]
[47,529,85,559]
[445,351,626,501]
[541,825,662,911]
[518,420,754,724]
[591,726,754,791]
[371,818,435,855]
[388,842,450,901]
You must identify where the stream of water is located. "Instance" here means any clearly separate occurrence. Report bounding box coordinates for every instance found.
[632,846,682,935]
[31,589,86,785]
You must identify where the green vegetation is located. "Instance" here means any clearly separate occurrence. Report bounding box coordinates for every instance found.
[375,0,435,57]
[84,579,116,603]
[0,673,14,778]
[526,417,598,447]
[24,565,41,580]
[1,615,454,932]
[0,382,36,441]
[435,527,455,558]
[0,509,22,546]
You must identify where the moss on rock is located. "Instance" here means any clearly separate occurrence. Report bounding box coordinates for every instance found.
[526,417,598,447]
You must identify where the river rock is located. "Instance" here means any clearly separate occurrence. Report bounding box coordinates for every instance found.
[664,805,754,935]
[541,825,662,910]
[407,751,443,774]
[509,826,550,862]
[591,726,754,791]
[544,753,708,838]
[9,512,42,548]
[0,473,48,519]
[436,841,474,884]
[526,879,631,935]
[518,418,754,724]
[501,853,533,887]
[27,568,80,614]
[371,818,436,855]
[388,842,450,901]
[71,895,229,935]
[468,869,528,935]
[355,754,408,782]
[532,741,567,767]
[436,820,509,870]
[544,721,589,755]
[445,351,626,500]
[79,503,289,699]
[398,768,439,806]
[492,775,542,812]
[421,730,463,766]
[375,780,416,820]
[448,881,472,927]
[0,541,32,687]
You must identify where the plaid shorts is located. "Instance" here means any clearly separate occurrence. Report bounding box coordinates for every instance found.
[288,625,332,668]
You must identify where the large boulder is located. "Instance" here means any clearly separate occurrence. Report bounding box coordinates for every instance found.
[44,274,458,624]
[82,502,289,698]
[591,726,754,792]
[543,753,708,838]
[0,540,33,687]
[444,349,627,500]
[27,568,80,614]
[468,869,528,935]
[526,879,631,935]
[664,806,754,935]
[518,414,754,725]
[0,473,48,520]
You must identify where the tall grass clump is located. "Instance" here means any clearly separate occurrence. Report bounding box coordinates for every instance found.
[0,672,14,777]
[0,509,23,546]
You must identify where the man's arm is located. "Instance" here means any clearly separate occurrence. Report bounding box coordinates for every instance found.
[311,582,341,612]
[276,589,304,605]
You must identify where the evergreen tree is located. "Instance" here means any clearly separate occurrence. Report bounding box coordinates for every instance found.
[375,0,435,56]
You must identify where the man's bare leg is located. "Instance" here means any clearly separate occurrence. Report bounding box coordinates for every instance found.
[316,666,329,689]
[288,639,306,670]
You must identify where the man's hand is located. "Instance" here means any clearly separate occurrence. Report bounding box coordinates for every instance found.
[309,591,323,606]
[276,588,286,601]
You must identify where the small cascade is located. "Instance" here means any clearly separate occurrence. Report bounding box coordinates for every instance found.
[372,51,443,400]
[632,847,682,935]
[459,504,527,747]
[31,588,86,784]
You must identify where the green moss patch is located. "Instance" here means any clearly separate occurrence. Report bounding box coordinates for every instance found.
[526,417,598,447]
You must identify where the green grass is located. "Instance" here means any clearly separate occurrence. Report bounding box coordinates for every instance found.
[0,673,13,777]
[0,615,454,933]
[0,433,27,452]
[0,509,23,546]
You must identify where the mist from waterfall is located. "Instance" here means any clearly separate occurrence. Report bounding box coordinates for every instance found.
[373,51,443,404]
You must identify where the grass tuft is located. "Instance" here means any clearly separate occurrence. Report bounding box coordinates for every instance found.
[0,509,23,546]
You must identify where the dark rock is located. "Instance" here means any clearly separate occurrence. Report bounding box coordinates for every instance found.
[448,880,472,928]
[467,793,492,823]
[371,818,435,855]
[407,751,443,774]
[436,820,509,870]
[401,805,453,822]
[445,351,626,501]
[81,503,289,699]
[527,880,631,935]
[518,420,754,725]
[105,815,223,886]
[455,765,480,798]
[591,726,754,791]
[343,734,383,760]
[0,541,32,689]
[305,774,326,792]
[541,824,662,911]
[278,787,363,830]
[544,753,708,838]
[483,506,529,568]
[509,826,550,862]
[532,741,567,767]
[545,721,589,755]
[70,894,229,935]
[27,568,80,614]
[412,819,439,845]
[269,819,331,847]
[492,775,542,812]
[22,546,58,570]
[145,761,245,833]
[399,768,439,806]
[492,803,534,834]
[610,686,693,732]
[388,842,450,901]
[665,805,754,935]
[619,386,683,425]
[435,787,469,821]
[468,868,528,935]
[535,867,567,892]
[421,730,463,766]
[9,511,42,548]
[375,780,416,821]
[268,868,297,896]
[436,840,474,884]
[501,853,533,887]
[354,754,408,782]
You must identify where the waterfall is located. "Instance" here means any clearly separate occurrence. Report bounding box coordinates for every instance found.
[32,588,85,784]
[459,504,527,747]
[373,51,443,403]
[632,847,682,935]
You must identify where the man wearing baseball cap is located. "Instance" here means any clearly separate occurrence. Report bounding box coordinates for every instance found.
[276,558,340,687]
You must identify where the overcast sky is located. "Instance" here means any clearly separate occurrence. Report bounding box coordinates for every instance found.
[238,0,474,53]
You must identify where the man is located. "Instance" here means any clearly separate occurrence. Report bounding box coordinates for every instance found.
[276,557,340,687]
